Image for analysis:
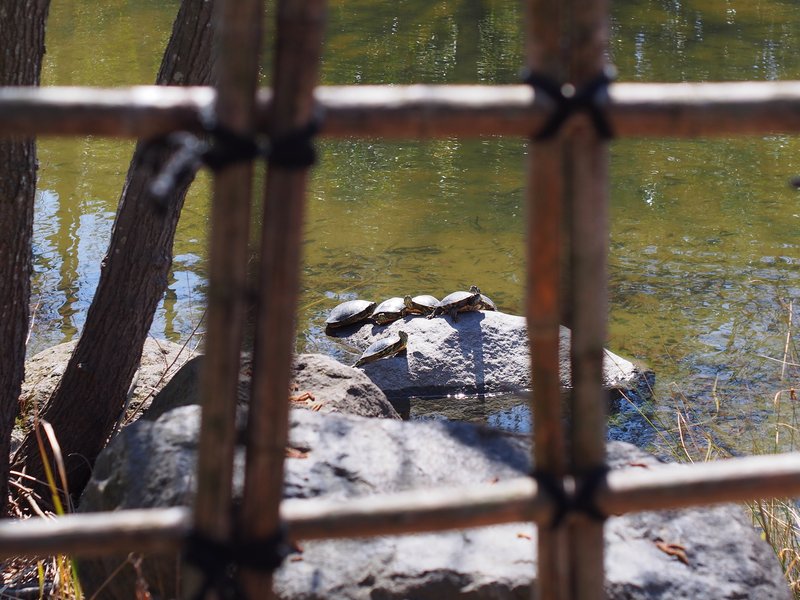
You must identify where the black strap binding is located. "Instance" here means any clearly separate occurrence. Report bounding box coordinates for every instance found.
[572,466,610,523]
[184,526,292,600]
[523,65,616,141]
[147,111,321,206]
[533,467,609,528]
[532,470,570,529]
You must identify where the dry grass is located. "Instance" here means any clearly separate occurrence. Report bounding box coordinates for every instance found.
[3,420,82,599]
[616,299,800,596]
[3,307,206,599]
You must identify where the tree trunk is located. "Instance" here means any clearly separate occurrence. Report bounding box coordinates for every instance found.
[11,0,215,509]
[0,0,51,516]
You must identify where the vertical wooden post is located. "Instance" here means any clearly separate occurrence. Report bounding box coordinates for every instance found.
[565,0,610,598]
[238,0,326,597]
[188,0,262,598]
[526,0,611,598]
[524,1,570,598]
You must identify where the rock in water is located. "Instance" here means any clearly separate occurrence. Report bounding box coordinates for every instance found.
[339,310,653,403]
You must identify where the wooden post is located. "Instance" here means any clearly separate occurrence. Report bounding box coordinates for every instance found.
[187,0,262,598]
[524,1,571,598]
[564,0,611,598]
[238,0,326,597]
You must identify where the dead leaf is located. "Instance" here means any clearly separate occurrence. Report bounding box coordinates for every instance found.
[655,538,689,565]
[290,391,315,403]
[285,447,309,459]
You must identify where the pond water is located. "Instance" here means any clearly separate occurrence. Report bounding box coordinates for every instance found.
[28,0,800,459]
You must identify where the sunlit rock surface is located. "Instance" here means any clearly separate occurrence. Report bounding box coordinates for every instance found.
[331,310,653,404]
[143,352,400,421]
[78,407,789,600]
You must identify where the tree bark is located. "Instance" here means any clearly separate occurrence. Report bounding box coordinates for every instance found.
[0,0,51,516]
[11,0,215,509]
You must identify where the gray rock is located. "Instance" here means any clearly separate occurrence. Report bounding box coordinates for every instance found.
[144,353,399,421]
[332,311,653,404]
[13,338,197,453]
[78,407,789,600]
[291,353,400,419]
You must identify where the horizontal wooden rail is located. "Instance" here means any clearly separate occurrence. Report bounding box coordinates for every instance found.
[1,452,799,559]
[0,507,190,558]
[3,81,800,139]
[599,451,800,515]
[284,476,545,540]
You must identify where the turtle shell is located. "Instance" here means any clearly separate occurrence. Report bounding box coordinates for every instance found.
[429,287,481,320]
[478,294,497,311]
[371,297,406,325]
[354,331,409,367]
[325,299,376,332]
[403,294,439,315]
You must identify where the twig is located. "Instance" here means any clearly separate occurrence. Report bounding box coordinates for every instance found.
[782,300,793,381]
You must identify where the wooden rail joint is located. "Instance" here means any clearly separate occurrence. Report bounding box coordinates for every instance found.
[534,468,610,528]
[522,65,616,140]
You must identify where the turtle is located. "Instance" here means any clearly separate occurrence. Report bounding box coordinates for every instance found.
[477,293,497,311]
[371,296,407,325]
[427,285,482,322]
[353,330,409,367]
[402,294,439,316]
[325,299,376,334]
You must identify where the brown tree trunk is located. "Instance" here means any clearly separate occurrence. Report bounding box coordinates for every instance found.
[0,0,51,516]
[11,0,215,509]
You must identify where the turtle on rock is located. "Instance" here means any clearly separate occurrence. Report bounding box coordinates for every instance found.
[371,297,407,325]
[402,294,439,316]
[353,331,409,368]
[325,299,376,334]
[427,285,482,322]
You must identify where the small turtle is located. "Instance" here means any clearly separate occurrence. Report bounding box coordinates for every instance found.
[477,293,497,311]
[402,294,439,316]
[354,330,409,368]
[371,297,406,325]
[427,285,482,322]
[325,299,376,334]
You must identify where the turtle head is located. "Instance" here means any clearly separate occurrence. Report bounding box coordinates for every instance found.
[397,330,409,344]
[403,295,414,308]
[468,285,481,295]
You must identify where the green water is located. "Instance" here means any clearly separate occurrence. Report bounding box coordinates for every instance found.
[27,1,800,456]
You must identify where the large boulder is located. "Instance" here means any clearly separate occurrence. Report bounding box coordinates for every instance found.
[330,311,653,404]
[144,353,399,421]
[78,407,789,600]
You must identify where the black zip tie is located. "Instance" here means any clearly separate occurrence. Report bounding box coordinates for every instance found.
[533,467,609,528]
[184,525,292,600]
[202,125,269,171]
[146,132,208,209]
[522,65,616,141]
[148,112,322,208]
[146,126,269,210]
[532,470,570,529]
[572,466,610,523]
[267,114,321,169]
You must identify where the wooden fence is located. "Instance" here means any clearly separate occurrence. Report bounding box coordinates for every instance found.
[1,0,800,598]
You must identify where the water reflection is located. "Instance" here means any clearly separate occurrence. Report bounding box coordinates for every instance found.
[25,0,800,459]
[411,393,532,434]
